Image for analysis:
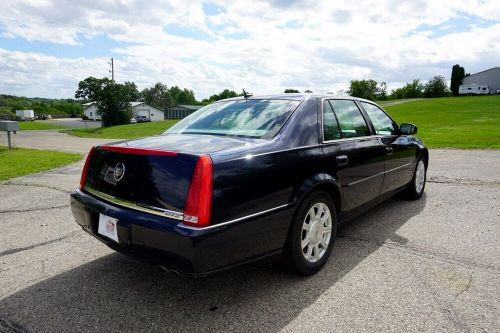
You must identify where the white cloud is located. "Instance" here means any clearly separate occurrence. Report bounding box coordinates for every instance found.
[0,0,498,98]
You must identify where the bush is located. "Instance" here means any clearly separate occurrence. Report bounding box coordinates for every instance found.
[390,79,424,99]
[424,76,450,98]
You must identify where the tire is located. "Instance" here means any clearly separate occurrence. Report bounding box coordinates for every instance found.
[405,158,427,200]
[282,190,337,276]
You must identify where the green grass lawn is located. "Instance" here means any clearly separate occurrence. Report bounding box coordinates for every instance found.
[19,121,67,130]
[66,120,179,139]
[384,95,500,148]
[0,146,82,181]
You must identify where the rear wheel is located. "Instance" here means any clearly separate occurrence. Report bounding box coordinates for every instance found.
[405,158,426,200]
[282,191,337,276]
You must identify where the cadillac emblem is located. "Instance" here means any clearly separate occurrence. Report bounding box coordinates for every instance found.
[113,163,125,182]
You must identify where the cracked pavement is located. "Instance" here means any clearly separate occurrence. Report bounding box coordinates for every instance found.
[0,147,499,333]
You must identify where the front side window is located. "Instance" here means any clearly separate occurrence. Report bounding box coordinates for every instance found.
[361,102,397,135]
[329,100,370,138]
[323,100,341,141]
[165,99,300,139]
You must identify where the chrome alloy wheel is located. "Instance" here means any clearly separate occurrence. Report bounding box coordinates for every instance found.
[415,160,426,194]
[301,202,332,263]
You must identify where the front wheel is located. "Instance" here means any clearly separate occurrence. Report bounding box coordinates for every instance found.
[405,158,427,200]
[282,191,337,276]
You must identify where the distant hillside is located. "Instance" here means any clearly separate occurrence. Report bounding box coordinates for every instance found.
[0,94,83,117]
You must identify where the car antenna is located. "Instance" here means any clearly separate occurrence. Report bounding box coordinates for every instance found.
[242,89,253,100]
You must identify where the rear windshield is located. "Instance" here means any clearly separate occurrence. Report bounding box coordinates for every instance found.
[164,99,301,139]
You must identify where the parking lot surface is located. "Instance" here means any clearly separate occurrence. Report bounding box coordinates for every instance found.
[4,130,116,154]
[45,118,102,129]
[1,148,499,333]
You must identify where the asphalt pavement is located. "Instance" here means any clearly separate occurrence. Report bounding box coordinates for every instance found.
[2,130,117,154]
[0,134,499,332]
[45,118,102,129]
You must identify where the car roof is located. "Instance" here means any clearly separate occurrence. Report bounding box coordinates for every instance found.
[218,93,376,104]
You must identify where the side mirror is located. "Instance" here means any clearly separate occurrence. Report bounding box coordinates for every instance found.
[399,123,417,135]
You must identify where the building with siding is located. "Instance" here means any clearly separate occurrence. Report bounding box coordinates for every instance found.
[83,102,165,121]
[165,105,203,119]
[461,67,500,93]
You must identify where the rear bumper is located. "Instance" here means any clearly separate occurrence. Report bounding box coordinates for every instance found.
[70,190,293,277]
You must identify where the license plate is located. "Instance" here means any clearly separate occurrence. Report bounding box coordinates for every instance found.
[98,213,119,243]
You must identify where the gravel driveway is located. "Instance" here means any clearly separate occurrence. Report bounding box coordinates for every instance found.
[0,143,499,332]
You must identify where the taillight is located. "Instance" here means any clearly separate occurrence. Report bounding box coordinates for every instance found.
[183,155,213,227]
[79,146,94,191]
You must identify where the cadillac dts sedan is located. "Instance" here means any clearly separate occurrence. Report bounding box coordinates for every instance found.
[71,94,428,276]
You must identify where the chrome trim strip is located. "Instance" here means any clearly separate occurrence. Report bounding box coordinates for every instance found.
[178,203,293,230]
[322,135,384,144]
[346,162,413,186]
[85,186,184,221]
[385,162,413,174]
[347,170,385,186]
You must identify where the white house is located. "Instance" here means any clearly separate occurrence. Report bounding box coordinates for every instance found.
[130,102,164,121]
[83,101,165,121]
[83,102,99,120]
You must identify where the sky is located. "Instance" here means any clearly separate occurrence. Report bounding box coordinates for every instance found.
[0,0,499,100]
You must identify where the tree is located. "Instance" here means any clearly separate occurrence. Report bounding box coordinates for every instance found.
[75,77,134,126]
[74,77,112,101]
[304,89,313,93]
[284,89,300,93]
[141,82,172,109]
[348,79,378,100]
[202,89,239,104]
[404,79,425,98]
[424,76,450,98]
[169,86,197,105]
[123,81,141,101]
[376,82,387,100]
[96,83,133,126]
[390,79,425,99]
[450,64,465,96]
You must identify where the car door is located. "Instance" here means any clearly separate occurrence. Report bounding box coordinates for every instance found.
[359,102,416,193]
[321,99,386,213]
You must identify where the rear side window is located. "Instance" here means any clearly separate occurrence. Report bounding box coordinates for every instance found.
[329,100,370,138]
[323,101,341,141]
[361,102,397,135]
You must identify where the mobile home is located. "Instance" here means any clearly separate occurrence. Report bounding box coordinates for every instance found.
[458,85,490,95]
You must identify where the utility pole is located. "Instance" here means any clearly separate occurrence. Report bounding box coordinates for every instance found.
[109,57,114,82]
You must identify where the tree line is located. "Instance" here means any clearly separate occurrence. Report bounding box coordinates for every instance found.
[0,94,82,118]
[285,65,469,101]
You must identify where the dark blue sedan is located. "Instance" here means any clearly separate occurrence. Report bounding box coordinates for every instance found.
[71,94,428,276]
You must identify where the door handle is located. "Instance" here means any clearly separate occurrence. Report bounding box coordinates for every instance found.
[385,147,393,155]
[336,155,349,167]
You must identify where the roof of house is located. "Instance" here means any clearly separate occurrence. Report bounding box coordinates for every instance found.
[83,101,162,110]
[167,104,204,110]
[466,67,500,77]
